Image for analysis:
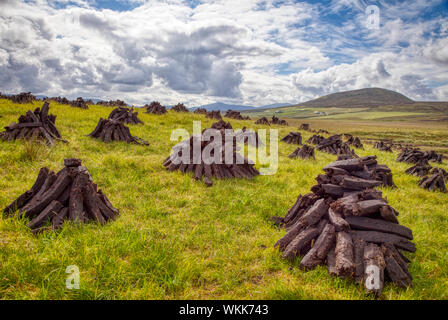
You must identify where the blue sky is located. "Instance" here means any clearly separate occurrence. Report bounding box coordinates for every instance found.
[3,0,448,106]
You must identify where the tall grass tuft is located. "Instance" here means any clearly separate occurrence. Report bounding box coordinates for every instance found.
[19,139,50,162]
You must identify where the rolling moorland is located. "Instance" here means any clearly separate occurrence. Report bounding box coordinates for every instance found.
[0,98,447,300]
[242,88,448,121]
[242,88,448,154]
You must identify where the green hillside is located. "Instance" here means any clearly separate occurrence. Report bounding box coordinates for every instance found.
[0,99,447,299]
[243,88,448,121]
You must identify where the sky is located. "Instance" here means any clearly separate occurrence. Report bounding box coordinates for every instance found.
[0,0,447,107]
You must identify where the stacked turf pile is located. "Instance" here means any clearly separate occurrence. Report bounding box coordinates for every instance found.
[281,132,302,145]
[49,96,71,105]
[88,118,148,145]
[0,102,65,146]
[318,129,330,134]
[345,134,364,149]
[271,115,288,125]
[309,134,357,157]
[97,100,127,107]
[307,134,325,145]
[274,156,414,295]
[206,111,222,120]
[255,117,270,125]
[163,120,260,186]
[237,127,262,147]
[3,159,119,234]
[194,108,207,114]
[225,110,250,120]
[289,145,315,159]
[299,123,311,131]
[418,168,447,192]
[374,141,393,152]
[10,92,36,104]
[397,148,443,165]
[108,107,143,125]
[172,103,189,112]
[70,97,89,109]
[405,164,432,177]
[145,101,167,114]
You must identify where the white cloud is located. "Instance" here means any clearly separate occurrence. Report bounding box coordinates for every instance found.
[0,0,447,105]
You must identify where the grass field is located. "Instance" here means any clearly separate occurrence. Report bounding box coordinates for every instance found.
[242,102,448,122]
[1,99,447,300]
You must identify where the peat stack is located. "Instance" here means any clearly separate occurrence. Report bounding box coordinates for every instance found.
[418,168,447,192]
[307,134,325,145]
[345,135,363,149]
[281,132,302,145]
[289,145,315,159]
[299,123,310,131]
[10,92,36,104]
[49,96,71,105]
[145,101,167,115]
[237,127,263,147]
[97,100,127,107]
[225,110,250,120]
[88,118,148,145]
[317,129,329,134]
[206,111,222,120]
[255,117,270,125]
[172,103,189,112]
[271,115,288,125]
[108,107,143,125]
[374,141,393,152]
[315,135,357,157]
[0,102,65,146]
[273,156,413,295]
[71,97,89,109]
[194,108,207,114]
[2,159,119,233]
[397,148,443,165]
[162,120,260,186]
[405,164,432,177]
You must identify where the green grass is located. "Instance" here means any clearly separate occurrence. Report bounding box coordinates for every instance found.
[243,102,448,122]
[0,99,447,300]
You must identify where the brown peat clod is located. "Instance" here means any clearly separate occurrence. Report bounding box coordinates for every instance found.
[206,111,222,120]
[88,118,148,145]
[397,147,443,164]
[71,97,89,109]
[288,145,315,159]
[374,141,393,152]
[281,132,302,145]
[108,106,143,125]
[271,115,288,125]
[255,117,270,125]
[10,92,36,104]
[273,155,413,295]
[225,110,250,120]
[145,101,167,114]
[172,103,189,112]
[163,120,259,186]
[0,102,66,146]
[3,159,119,233]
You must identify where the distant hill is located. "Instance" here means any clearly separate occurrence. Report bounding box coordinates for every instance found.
[193,102,255,112]
[297,88,414,108]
